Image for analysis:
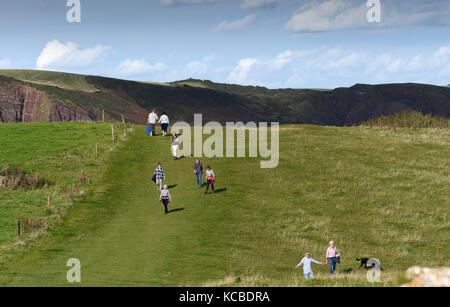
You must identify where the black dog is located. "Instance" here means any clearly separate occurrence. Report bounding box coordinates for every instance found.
[356,258,383,270]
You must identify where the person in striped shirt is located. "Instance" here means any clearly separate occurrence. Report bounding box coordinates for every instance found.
[160,185,172,215]
[154,162,165,191]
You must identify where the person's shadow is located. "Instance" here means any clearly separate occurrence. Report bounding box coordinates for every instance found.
[214,188,227,193]
[167,184,178,189]
[168,208,185,214]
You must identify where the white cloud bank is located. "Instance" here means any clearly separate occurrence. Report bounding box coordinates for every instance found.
[286,0,450,32]
[241,0,279,10]
[226,45,450,88]
[160,0,219,6]
[212,14,256,32]
[0,58,11,68]
[117,59,167,75]
[36,40,111,70]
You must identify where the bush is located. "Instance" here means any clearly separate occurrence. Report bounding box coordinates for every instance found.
[362,111,450,129]
[0,164,49,191]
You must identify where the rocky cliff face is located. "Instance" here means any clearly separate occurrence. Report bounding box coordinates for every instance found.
[0,85,98,123]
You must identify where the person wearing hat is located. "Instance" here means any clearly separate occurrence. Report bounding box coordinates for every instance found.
[295,252,324,279]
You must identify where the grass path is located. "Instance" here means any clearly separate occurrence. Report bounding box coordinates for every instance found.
[1,129,243,286]
[1,124,448,287]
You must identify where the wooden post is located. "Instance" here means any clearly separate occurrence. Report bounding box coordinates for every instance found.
[47,196,51,209]
[122,114,125,125]
[111,124,115,142]
[102,110,105,122]
[18,220,20,237]
[80,170,86,184]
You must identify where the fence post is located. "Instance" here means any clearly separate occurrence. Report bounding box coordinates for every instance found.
[18,220,21,237]
[47,196,51,209]
[111,124,115,142]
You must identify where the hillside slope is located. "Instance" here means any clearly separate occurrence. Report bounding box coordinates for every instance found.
[0,123,448,286]
[1,70,449,126]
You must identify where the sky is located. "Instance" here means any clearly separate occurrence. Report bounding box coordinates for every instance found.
[0,0,449,89]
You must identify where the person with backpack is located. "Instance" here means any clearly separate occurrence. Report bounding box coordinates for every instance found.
[205,166,215,194]
[158,112,170,136]
[160,184,172,215]
[154,162,165,191]
[148,109,158,136]
[193,159,203,188]
[170,133,180,160]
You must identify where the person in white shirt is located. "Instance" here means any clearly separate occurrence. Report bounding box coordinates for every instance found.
[295,252,324,279]
[205,166,215,194]
[170,133,180,160]
[158,112,170,136]
[148,109,158,136]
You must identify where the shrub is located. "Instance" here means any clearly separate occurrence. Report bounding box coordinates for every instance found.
[0,164,49,191]
[362,111,450,129]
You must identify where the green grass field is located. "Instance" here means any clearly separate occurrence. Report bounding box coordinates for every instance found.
[0,123,448,287]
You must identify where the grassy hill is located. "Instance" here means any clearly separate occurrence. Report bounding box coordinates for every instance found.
[0,123,448,286]
[1,70,450,126]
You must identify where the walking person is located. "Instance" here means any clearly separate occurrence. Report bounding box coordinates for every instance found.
[158,112,170,136]
[295,252,325,279]
[205,166,215,194]
[326,241,340,275]
[148,109,158,136]
[193,159,203,188]
[170,132,180,160]
[154,162,165,191]
[160,185,172,215]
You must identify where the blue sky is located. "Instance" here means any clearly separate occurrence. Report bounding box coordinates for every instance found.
[0,0,449,88]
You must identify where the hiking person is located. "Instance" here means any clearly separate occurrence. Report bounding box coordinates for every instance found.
[154,162,165,191]
[205,165,215,194]
[295,252,324,279]
[170,132,180,160]
[193,159,203,188]
[326,241,340,275]
[160,184,172,215]
[148,109,158,136]
[158,112,170,136]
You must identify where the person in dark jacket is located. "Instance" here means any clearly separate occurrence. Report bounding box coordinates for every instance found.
[193,159,203,188]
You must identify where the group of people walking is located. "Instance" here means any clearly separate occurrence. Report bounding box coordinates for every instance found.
[147,109,170,137]
[148,110,216,214]
[295,241,340,279]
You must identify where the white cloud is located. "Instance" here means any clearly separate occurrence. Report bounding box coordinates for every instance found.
[161,0,219,6]
[0,58,11,68]
[185,54,217,75]
[117,59,167,75]
[241,0,279,10]
[286,0,450,33]
[212,14,256,32]
[227,58,260,83]
[286,0,367,32]
[225,45,450,88]
[36,40,111,70]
